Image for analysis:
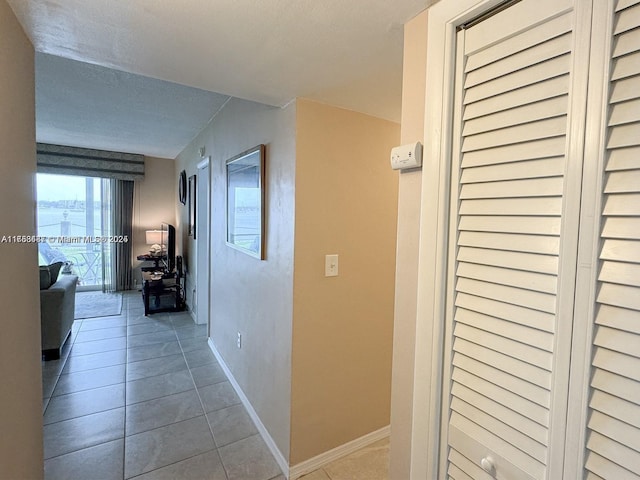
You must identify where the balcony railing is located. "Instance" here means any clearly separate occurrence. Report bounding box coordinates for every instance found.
[39,242,102,287]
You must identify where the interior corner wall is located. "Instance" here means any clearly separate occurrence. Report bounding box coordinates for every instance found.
[175,98,296,461]
[0,2,43,478]
[389,9,428,479]
[290,98,400,464]
[132,156,176,284]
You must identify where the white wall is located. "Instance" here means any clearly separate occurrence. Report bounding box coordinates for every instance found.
[0,2,43,477]
[175,98,296,460]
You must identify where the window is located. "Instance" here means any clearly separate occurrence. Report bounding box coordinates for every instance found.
[37,173,105,290]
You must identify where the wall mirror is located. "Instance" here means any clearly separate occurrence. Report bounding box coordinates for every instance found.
[225,144,265,259]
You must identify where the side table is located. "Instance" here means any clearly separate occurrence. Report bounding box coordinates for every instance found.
[141,270,184,315]
[137,254,163,272]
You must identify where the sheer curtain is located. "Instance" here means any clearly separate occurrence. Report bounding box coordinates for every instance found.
[101,179,134,292]
[101,179,115,292]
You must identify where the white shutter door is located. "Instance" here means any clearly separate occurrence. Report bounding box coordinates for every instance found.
[444,1,577,479]
[584,0,640,478]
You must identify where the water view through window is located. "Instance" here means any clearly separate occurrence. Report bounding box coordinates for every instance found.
[37,173,105,289]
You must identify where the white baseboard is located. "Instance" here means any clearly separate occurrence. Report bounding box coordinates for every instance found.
[207,338,290,478]
[207,338,390,480]
[288,425,390,479]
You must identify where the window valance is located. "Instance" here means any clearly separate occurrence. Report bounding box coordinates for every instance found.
[36,143,144,181]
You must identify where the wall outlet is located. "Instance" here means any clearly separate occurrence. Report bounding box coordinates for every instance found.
[237,332,242,349]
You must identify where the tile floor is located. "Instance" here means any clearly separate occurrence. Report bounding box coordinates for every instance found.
[42,291,389,480]
[297,438,390,480]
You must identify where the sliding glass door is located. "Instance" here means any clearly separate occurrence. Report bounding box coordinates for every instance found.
[36,173,111,291]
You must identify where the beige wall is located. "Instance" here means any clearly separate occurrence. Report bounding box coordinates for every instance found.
[389,10,428,479]
[132,156,176,283]
[175,98,296,460]
[290,99,399,464]
[0,2,43,478]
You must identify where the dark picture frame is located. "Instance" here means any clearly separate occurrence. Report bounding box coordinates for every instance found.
[188,174,196,239]
[225,144,265,259]
[178,170,187,205]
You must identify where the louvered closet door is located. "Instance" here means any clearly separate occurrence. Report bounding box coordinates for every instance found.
[443,1,578,479]
[584,0,640,477]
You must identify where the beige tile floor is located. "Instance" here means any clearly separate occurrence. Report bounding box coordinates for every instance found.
[299,438,390,480]
[42,291,389,480]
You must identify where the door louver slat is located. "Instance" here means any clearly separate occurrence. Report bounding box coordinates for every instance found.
[453,337,552,388]
[464,12,573,72]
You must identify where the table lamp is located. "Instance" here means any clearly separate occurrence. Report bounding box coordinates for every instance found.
[145,230,163,256]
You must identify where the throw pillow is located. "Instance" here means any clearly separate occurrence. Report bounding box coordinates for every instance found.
[39,266,51,290]
[39,262,64,289]
[48,261,64,282]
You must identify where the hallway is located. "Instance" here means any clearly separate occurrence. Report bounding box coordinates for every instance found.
[41,292,283,480]
[41,291,391,479]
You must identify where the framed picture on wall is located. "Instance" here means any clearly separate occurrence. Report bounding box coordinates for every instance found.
[178,170,187,205]
[188,174,196,239]
[225,144,265,259]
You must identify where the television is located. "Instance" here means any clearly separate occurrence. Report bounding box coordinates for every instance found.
[160,223,176,272]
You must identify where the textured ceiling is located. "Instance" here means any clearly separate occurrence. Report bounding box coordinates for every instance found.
[8,0,431,158]
[36,53,230,158]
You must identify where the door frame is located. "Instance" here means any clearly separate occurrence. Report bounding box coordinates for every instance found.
[562,1,614,477]
[196,157,211,331]
[410,3,506,476]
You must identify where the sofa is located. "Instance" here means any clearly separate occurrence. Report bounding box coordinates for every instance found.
[40,271,78,361]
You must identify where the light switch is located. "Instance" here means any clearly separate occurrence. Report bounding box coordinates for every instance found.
[325,254,339,277]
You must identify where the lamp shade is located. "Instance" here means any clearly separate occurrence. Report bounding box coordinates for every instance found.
[145,230,162,245]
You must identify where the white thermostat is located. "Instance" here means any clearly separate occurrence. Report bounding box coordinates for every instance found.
[390,141,422,170]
